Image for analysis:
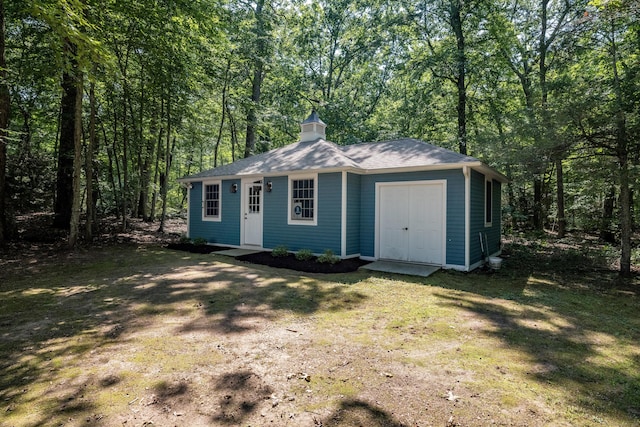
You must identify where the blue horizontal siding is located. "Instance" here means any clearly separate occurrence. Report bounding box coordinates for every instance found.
[263,173,342,254]
[470,170,502,264]
[186,167,500,269]
[346,173,361,256]
[359,169,466,267]
[188,180,241,245]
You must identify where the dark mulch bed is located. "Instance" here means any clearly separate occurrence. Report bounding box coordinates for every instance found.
[165,242,370,273]
[237,251,370,274]
[166,242,228,254]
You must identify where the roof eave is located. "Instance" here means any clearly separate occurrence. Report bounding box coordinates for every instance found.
[177,166,362,182]
[359,162,508,182]
[178,163,509,182]
[360,162,483,175]
[473,164,509,183]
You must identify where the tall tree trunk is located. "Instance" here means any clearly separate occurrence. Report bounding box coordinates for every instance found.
[244,0,266,158]
[85,80,97,240]
[533,178,543,229]
[227,100,238,162]
[618,147,632,277]
[150,98,164,222]
[54,40,79,229]
[450,0,467,155]
[158,94,171,232]
[555,157,566,237]
[139,133,154,221]
[491,104,516,231]
[150,125,163,222]
[215,57,231,167]
[0,0,9,243]
[608,17,632,277]
[121,88,129,231]
[68,71,84,248]
[600,186,616,243]
[103,121,120,216]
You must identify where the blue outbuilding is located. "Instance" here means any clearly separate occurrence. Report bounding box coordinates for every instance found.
[178,111,507,271]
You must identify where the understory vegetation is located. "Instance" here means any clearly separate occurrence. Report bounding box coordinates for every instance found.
[0,0,638,275]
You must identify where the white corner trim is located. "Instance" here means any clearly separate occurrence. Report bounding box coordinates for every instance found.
[463,166,470,271]
[341,171,347,258]
[186,184,192,238]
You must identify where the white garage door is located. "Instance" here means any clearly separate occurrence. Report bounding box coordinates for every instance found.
[379,182,445,264]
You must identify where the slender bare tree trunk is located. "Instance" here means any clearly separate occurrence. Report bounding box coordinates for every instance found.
[54,40,79,229]
[600,186,616,243]
[158,93,171,232]
[450,0,467,155]
[214,57,231,167]
[555,158,566,237]
[608,17,632,277]
[151,97,164,222]
[68,71,84,248]
[85,80,97,240]
[0,0,10,243]
[244,0,266,158]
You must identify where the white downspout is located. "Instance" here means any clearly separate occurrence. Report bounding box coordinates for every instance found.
[463,166,470,271]
[341,171,347,258]
[184,182,193,239]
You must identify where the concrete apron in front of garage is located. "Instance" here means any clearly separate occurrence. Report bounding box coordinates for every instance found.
[359,260,439,278]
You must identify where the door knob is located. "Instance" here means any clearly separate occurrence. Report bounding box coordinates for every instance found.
[403,227,408,230]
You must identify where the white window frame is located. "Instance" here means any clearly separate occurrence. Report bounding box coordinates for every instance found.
[484,178,493,227]
[288,173,318,226]
[202,180,222,222]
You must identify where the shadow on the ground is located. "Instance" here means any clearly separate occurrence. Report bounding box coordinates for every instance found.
[0,235,638,426]
[211,370,273,424]
[417,238,640,423]
[0,243,369,426]
[320,398,406,427]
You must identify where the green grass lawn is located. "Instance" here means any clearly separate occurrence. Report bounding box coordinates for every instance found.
[0,240,638,426]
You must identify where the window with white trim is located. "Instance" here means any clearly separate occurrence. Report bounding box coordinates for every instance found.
[288,175,317,225]
[203,182,221,221]
[485,178,493,226]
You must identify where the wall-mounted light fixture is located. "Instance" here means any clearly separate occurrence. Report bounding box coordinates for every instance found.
[266,181,273,192]
[186,183,193,190]
[230,183,238,193]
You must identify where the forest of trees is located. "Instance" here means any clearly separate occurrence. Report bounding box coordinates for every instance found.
[0,0,637,276]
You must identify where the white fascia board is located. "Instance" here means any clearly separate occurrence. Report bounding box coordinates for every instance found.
[178,162,507,182]
[178,167,360,182]
[360,162,483,175]
[474,164,509,183]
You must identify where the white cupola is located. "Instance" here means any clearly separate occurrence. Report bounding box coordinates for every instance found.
[299,110,326,142]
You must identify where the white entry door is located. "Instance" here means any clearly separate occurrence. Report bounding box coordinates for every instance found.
[379,182,445,265]
[243,180,263,246]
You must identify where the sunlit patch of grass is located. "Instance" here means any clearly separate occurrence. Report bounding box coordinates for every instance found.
[310,375,360,399]
[127,336,223,373]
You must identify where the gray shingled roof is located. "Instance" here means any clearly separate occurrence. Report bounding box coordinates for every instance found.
[181,137,485,180]
[341,138,478,169]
